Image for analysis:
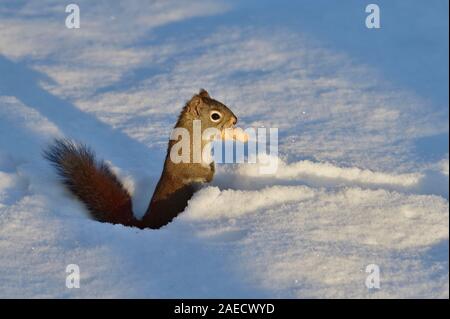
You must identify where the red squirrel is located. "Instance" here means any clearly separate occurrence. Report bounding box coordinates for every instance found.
[44,89,238,229]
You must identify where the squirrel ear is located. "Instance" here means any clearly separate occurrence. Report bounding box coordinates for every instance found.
[198,89,210,98]
[186,95,203,117]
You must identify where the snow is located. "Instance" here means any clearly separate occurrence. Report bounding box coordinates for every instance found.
[0,0,448,298]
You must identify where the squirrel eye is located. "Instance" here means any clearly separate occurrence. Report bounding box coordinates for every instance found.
[210,111,222,122]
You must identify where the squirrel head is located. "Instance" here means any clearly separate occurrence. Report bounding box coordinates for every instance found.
[181,89,238,132]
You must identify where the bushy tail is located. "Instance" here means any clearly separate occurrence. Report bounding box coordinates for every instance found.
[44,139,138,227]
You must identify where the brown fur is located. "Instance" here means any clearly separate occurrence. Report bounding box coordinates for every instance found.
[44,89,237,229]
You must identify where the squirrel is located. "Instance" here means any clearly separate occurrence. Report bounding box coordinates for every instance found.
[44,89,238,229]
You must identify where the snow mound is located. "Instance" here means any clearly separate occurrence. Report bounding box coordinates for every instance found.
[0,0,448,298]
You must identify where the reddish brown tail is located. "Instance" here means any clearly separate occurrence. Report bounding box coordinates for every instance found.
[44,139,139,227]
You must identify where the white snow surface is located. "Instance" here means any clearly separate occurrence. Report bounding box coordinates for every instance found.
[0,0,448,298]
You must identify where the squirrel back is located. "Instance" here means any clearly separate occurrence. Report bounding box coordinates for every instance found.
[44,89,237,229]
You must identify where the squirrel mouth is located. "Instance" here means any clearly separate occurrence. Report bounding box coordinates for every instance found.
[224,117,237,130]
[220,121,235,135]
[219,117,248,142]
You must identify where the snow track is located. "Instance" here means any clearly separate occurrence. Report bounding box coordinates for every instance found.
[0,0,448,298]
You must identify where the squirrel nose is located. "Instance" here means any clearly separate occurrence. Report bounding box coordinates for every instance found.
[231,116,237,125]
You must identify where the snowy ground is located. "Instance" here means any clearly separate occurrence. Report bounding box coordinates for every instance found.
[0,0,448,298]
